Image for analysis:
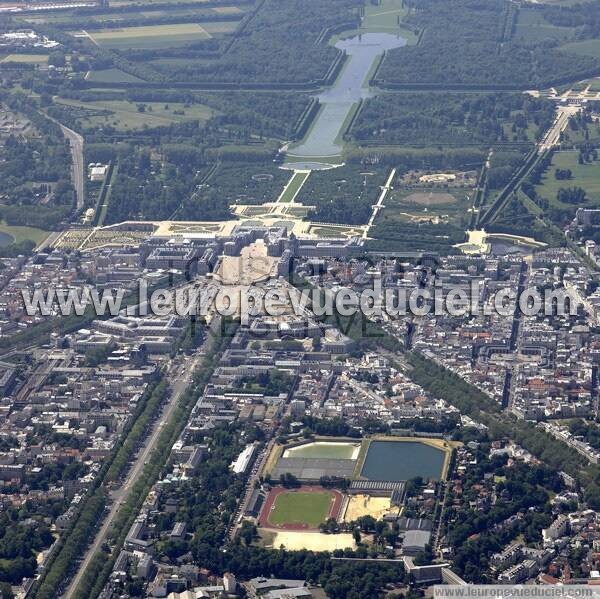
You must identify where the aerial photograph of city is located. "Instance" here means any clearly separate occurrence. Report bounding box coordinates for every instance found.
[2,0,600,597]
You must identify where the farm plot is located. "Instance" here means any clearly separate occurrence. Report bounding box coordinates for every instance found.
[88,23,212,49]
[1,54,48,64]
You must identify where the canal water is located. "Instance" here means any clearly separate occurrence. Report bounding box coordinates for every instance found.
[288,32,407,160]
[360,440,446,481]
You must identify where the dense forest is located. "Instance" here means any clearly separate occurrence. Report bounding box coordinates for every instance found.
[377,0,600,88]
[50,90,312,143]
[296,165,388,225]
[0,94,74,229]
[138,0,361,84]
[351,93,555,147]
[447,448,559,582]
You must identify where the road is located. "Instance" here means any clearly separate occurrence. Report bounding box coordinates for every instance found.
[539,104,580,152]
[59,123,85,210]
[43,111,85,211]
[63,351,203,598]
[364,167,396,239]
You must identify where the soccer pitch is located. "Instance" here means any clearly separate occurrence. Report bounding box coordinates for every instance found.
[269,491,333,528]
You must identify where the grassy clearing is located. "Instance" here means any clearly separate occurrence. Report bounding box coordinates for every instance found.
[269,491,333,528]
[535,151,600,208]
[515,8,577,43]
[1,54,48,64]
[0,221,49,244]
[364,0,409,31]
[89,23,211,49]
[561,39,600,59]
[54,98,215,131]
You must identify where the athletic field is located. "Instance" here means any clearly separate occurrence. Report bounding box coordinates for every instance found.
[259,486,343,530]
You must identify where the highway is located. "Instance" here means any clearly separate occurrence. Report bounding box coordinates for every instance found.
[63,350,203,598]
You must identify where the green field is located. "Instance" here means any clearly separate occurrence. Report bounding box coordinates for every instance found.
[561,39,600,59]
[88,23,213,49]
[536,151,600,208]
[0,221,49,245]
[283,441,360,459]
[515,9,577,43]
[269,491,333,528]
[278,171,310,203]
[54,98,215,131]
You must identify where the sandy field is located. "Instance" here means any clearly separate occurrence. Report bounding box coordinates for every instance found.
[262,530,356,551]
[342,494,393,522]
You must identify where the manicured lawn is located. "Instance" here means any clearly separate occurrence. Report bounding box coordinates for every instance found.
[269,491,332,528]
[278,171,310,203]
[536,151,600,207]
[0,221,49,245]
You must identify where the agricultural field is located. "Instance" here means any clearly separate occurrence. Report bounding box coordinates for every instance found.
[87,23,216,50]
[108,0,223,6]
[85,68,145,84]
[25,5,246,25]
[0,54,48,64]
[53,98,216,131]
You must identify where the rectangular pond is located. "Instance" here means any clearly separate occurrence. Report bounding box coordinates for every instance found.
[360,440,446,482]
